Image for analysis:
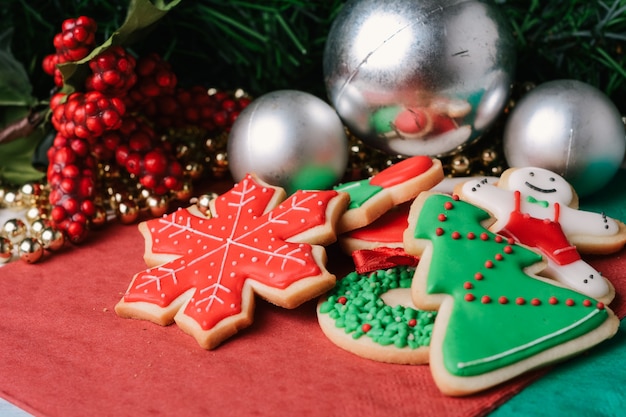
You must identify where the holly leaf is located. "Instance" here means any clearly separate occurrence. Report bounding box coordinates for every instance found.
[115,174,348,349]
[0,28,36,108]
[58,0,181,92]
[0,29,45,184]
[0,106,46,184]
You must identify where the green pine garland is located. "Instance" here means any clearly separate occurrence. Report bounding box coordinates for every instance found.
[502,0,626,108]
[2,0,622,101]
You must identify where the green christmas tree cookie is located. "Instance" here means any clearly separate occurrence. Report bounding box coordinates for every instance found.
[403,192,620,396]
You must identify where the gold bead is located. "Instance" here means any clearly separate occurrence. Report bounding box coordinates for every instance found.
[30,219,48,238]
[205,138,217,153]
[91,205,108,228]
[108,190,130,210]
[0,237,13,264]
[2,191,21,208]
[18,237,44,264]
[116,201,140,224]
[146,195,170,218]
[481,148,498,165]
[100,163,121,179]
[177,144,191,160]
[25,206,49,223]
[450,155,471,176]
[211,152,229,177]
[173,182,193,202]
[2,218,27,244]
[185,161,204,180]
[194,193,216,217]
[489,165,504,176]
[233,88,248,99]
[19,183,42,206]
[40,227,65,251]
[137,187,152,202]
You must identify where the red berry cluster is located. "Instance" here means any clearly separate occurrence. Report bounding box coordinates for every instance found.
[47,91,125,241]
[113,116,184,195]
[46,134,97,243]
[85,46,137,96]
[144,86,251,133]
[51,91,125,140]
[42,16,98,88]
[42,15,250,244]
[124,53,177,110]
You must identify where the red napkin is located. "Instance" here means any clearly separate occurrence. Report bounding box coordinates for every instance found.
[1,220,624,417]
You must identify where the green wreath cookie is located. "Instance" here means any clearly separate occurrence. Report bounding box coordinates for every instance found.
[317,266,435,364]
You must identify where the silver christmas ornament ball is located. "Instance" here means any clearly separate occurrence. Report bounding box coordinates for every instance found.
[227,90,348,193]
[503,80,626,197]
[324,0,516,157]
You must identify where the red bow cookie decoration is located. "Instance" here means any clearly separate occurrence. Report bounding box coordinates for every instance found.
[115,174,349,349]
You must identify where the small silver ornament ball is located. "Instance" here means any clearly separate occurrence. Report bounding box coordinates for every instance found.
[324,0,516,156]
[503,80,626,197]
[227,90,348,193]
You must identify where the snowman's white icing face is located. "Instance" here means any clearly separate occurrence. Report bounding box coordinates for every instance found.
[506,167,573,205]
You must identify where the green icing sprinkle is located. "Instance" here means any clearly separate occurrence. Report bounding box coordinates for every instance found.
[319,266,436,349]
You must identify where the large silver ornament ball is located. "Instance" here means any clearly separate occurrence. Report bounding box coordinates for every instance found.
[503,80,626,197]
[228,90,348,193]
[324,0,516,157]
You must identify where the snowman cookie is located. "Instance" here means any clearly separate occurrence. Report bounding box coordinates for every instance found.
[456,167,626,303]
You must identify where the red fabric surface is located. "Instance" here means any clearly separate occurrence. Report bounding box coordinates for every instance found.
[1,218,624,417]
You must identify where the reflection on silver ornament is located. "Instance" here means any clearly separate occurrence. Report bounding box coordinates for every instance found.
[227,90,348,193]
[323,0,516,157]
[503,80,626,197]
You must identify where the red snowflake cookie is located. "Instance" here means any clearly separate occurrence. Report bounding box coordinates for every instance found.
[115,174,349,349]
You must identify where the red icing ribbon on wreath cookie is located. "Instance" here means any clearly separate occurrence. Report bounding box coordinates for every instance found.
[352,247,419,274]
